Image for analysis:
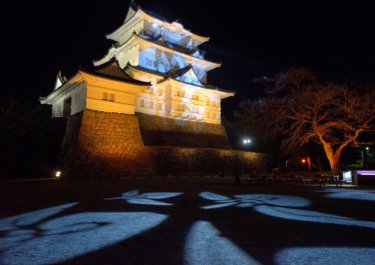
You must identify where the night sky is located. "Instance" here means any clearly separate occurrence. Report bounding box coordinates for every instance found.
[2,1,375,117]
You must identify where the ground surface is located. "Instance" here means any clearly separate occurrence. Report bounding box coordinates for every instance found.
[1,178,375,265]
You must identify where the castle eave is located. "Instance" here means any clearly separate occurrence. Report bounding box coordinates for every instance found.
[107,6,210,45]
[168,78,235,98]
[81,59,151,86]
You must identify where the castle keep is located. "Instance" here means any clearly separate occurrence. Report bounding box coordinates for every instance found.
[40,2,266,177]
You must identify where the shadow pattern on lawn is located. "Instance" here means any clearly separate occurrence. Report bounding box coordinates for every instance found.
[1,188,375,264]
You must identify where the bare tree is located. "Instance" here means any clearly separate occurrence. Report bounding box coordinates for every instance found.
[247,67,375,173]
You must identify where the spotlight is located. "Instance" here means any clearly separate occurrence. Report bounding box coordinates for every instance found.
[55,171,61,178]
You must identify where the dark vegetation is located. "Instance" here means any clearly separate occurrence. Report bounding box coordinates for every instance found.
[0,97,65,178]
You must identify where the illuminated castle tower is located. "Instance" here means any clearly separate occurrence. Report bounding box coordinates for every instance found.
[94,1,234,124]
[40,1,265,176]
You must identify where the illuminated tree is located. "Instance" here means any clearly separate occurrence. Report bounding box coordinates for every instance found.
[242,67,375,173]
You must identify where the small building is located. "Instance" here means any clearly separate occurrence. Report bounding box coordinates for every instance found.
[40,1,266,177]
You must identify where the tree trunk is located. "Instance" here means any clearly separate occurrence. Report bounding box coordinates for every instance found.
[331,147,346,174]
[328,156,340,174]
[321,142,341,173]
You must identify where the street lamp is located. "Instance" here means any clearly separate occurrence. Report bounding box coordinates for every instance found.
[242,138,252,145]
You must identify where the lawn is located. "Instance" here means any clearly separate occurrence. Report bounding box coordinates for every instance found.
[1,178,375,265]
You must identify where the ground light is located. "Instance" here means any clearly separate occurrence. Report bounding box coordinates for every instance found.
[0,203,168,265]
[184,221,259,265]
[54,171,61,179]
[2,190,375,264]
[200,191,375,229]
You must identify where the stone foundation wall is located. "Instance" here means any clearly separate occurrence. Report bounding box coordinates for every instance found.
[149,147,267,175]
[68,110,151,176]
[64,110,266,177]
[137,113,231,149]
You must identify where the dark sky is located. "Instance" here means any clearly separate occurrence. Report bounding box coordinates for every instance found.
[2,1,375,112]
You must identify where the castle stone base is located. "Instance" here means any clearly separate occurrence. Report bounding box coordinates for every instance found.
[60,110,266,177]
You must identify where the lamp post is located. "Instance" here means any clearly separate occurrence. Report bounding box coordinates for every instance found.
[361,146,370,168]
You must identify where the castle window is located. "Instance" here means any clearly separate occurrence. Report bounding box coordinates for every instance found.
[192,94,199,100]
[193,106,200,114]
[177,90,185,97]
[206,112,216,119]
[177,104,185,111]
[143,58,155,69]
[103,92,115,101]
[158,103,163,110]
[150,101,154,109]
[141,99,145,108]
